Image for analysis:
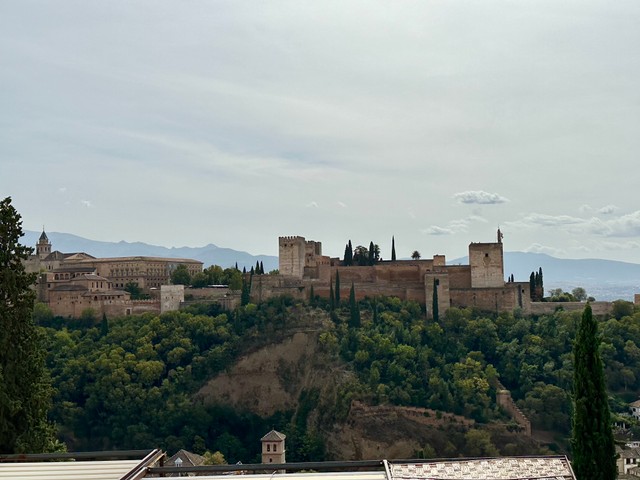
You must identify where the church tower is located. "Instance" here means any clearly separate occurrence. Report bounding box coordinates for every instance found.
[261,430,286,465]
[36,229,51,260]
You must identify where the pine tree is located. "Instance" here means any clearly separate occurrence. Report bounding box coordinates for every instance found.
[432,279,439,322]
[335,270,341,305]
[571,304,616,480]
[391,236,396,261]
[348,282,360,328]
[0,197,61,453]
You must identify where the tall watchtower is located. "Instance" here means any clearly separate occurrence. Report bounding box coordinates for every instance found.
[279,236,306,278]
[469,229,505,288]
[37,229,51,260]
[261,430,286,464]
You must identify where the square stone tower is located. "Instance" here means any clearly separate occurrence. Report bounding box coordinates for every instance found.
[469,241,504,288]
[279,236,306,278]
[261,430,286,464]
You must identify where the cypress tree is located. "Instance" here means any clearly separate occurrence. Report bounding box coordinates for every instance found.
[241,277,251,306]
[260,261,264,275]
[329,278,335,310]
[432,279,439,322]
[250,266,254,275]
[368,241,375,266]
[391,236,396,261]
[255,261,260,274]
[100,313,109,337]
[309,285,315,306]
[0,197,60,453]
[571,304,616,480]
[235,262,238,271]
[349,282,360,328]
[335,270,341,305]
[538,267,544,295]
[529,272,535,300]
[348,240,353,265]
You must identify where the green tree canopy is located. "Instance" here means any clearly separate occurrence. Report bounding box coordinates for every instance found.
[0,197,61,452]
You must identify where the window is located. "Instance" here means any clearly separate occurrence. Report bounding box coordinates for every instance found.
[267,445,270,452]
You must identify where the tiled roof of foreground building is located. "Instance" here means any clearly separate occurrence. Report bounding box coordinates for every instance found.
[390,457,575,480]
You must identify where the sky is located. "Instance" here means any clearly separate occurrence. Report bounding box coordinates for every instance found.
[2,1,640,263]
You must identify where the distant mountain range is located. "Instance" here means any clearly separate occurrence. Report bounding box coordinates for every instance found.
[22,231,639,301]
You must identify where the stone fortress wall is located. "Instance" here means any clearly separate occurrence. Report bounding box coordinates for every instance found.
[252,230,614,317]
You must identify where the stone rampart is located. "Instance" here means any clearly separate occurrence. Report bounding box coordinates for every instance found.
[495,382,531,436]
[526,301,611,316]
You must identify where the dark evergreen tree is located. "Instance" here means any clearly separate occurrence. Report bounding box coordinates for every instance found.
[240,277,251,306]
[571,304,616,480]
[391,236,397,261]
[100,313,109,337]
[529,272,535,300]
[0,197,61,453]
[335,270,341,305]
[259,261,264,275]
[250,266,254,275]
[538,267,544,295]
[242,266,246,274]
[343,244,351,266]
[329,278,335,310]
[368,241,375,266]
[235,262,238,271]
[348,282,360,328]
[309,285,315,306]
[432,279,439,322]
[255,261,260,274]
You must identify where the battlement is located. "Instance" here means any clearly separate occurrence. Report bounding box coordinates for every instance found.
[279,236,306,243]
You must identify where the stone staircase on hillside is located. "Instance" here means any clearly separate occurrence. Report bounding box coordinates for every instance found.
[495,381,532,436]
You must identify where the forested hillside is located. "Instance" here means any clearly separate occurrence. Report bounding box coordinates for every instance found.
[38,295,640,460]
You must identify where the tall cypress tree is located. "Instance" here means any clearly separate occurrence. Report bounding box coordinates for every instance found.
[349,282,360,328]
[0,197,60,453]
[571,303,616,480]
[259,261,264,275]
[529,272,535,300]
[368,241,375,266]
[329,278,335,310]
[391,236,397,261]
[432,279,439,322]
[335,270,341,305]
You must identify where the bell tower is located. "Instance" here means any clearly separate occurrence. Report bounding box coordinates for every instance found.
[36,229,51,259]
[261,430,286,465]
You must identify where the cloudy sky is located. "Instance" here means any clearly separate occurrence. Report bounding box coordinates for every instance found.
[2,1,640,263]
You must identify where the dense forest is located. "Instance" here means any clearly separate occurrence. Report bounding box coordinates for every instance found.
[36,294,640,461]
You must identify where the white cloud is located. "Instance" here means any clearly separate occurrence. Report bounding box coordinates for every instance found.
[337,201,347,208]
[80,200,93,208]
[453,191,509,205]
[424,226,454,235]
[597,205,618,215]
[306,201,319,208]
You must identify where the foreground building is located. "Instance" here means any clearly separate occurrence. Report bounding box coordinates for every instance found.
[0,450,577,480]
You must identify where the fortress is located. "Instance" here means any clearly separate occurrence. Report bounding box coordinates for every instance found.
[251,230,612,316]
